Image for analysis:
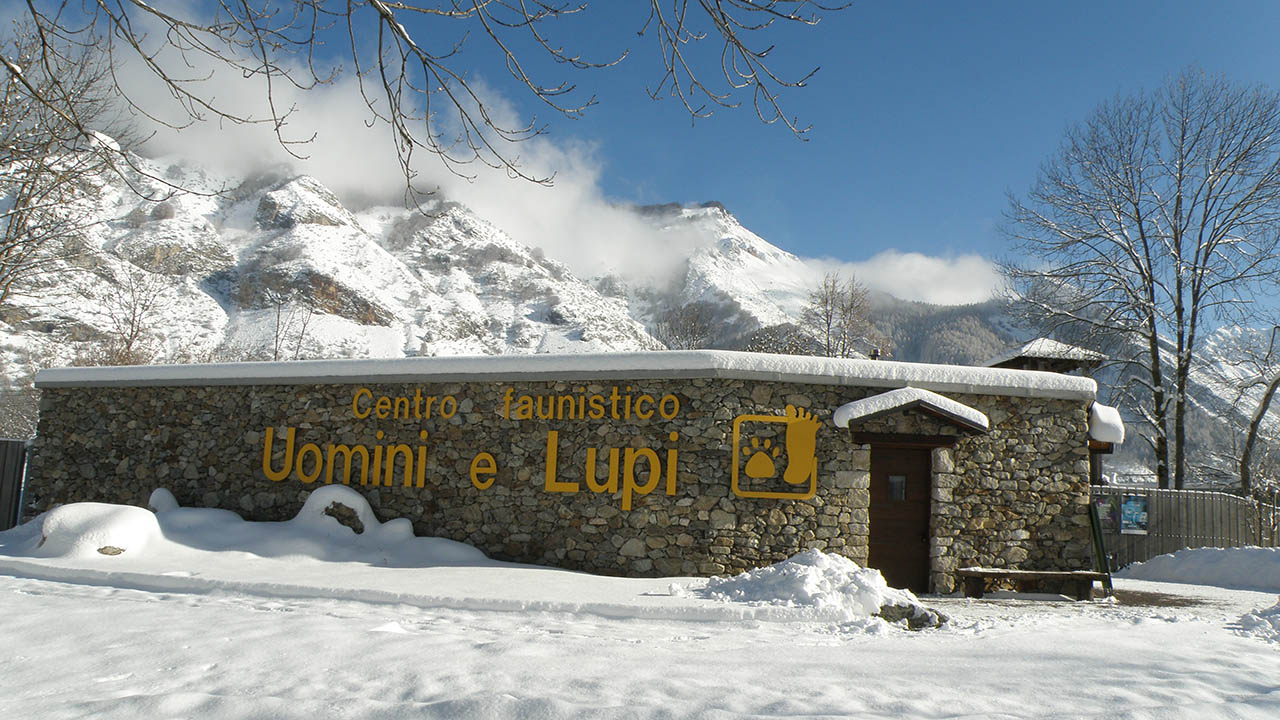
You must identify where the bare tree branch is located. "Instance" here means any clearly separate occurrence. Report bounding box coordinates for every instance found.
[1005,68,1280,490]
[11,1,847,206]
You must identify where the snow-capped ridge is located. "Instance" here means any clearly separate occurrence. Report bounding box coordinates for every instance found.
[0,156,662,388]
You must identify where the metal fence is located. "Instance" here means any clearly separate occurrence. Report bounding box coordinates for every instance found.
[0,438,28,531]
[1091,486,1280,569]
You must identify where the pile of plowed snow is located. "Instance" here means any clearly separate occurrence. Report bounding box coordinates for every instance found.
[681,549,945,628]
[1118,546,1280,593]
[1239,601,1280,642]
[1117,546,1280,643]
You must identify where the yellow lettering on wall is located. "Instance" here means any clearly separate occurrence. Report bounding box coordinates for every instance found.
[544,430,579,493]
[393,396,410,419]
[496,387,681,424]
[588,395,606,420]
[470,452,497,490]
[371,434,384,485]
[659,394,680,420]
[374,396,391,419]
[386,444,414,487]
[262,426,295,482]
[585,447,620,493]
[326,444,370,485]
[515,395,534,420]
[535,395,555,420]
[296,443,323,484]
[557,394,576,420]
[352,388,372,419]
[417,430,429,488]
[621,447,661,511]
[666,432,679,496]
[439,396,457,419]
[635,394,654,420]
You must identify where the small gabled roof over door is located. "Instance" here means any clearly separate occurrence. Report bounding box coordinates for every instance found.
[833,387,990,435]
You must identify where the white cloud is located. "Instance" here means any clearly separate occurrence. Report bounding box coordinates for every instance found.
[111,30,997,306]
[118,44,703,284]
[806,251,1004,306]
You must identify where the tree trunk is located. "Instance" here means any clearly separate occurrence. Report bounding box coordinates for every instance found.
[1241,371,1280,494]
[1147,314,1171,489]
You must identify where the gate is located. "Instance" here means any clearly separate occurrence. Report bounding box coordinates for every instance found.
[0,438,28,531]
[1092,486,1280,569]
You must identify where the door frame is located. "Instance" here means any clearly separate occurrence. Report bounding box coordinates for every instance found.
[862,433,956,594]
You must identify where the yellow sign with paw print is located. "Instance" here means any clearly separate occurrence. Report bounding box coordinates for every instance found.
[731,404,819,499]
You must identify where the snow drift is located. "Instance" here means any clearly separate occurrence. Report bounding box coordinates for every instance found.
[682,549,946,628]
[18,485,486,567]
[1118,546,1280,593]
[34,503,161,559]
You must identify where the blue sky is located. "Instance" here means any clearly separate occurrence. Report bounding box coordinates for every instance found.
[125,1,1280,303]
[458,1,1280,265]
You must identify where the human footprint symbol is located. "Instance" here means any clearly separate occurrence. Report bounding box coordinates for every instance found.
[782,404,820,485]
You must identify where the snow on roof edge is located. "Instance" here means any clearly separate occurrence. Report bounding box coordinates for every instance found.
[833,388,990,431]
[34,350,1097,401]
[1089,402,1126,444]
[984,338,1106,368]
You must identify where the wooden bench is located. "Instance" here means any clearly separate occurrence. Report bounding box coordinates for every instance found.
[956,567,1109,601]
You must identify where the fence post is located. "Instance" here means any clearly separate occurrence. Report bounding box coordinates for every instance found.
[0,438,29,531]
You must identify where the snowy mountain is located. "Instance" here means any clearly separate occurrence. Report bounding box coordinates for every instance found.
[632,202,814,335]
[0,159,663,372]
[0,158,1019,385]
[1,152,1268,486]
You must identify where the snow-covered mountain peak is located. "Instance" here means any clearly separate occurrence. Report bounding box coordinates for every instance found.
[0,158,663,390]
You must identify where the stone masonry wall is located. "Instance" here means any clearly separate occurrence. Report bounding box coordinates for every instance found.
[27,375,1092,588]
[846,394,1093,593]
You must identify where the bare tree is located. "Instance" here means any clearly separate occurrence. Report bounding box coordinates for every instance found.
[801,270,878,358]
[276,302,316,362]
[73,267,167,367]
[0,27,131,307]
[1005,69,1280,490]
[738,322,812,355]
[654,301,716,350]
[261,287,319,362]
[7,2,846,201]
[1197,326,1280,494]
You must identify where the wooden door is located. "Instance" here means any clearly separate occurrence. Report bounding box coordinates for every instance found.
[869,447,932,592]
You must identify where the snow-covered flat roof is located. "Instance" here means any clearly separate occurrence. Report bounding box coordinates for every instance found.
[34,350,1097,400]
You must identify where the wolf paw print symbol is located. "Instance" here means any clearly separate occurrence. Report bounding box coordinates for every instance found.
[743,438,781,478]
[731,403,821,500]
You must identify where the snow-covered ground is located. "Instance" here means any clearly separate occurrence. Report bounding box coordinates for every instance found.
[3,488,1280,719]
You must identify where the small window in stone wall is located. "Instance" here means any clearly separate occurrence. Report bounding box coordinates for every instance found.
[888,475,907,501]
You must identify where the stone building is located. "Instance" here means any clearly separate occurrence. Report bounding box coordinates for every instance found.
[27,351,1114,593]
